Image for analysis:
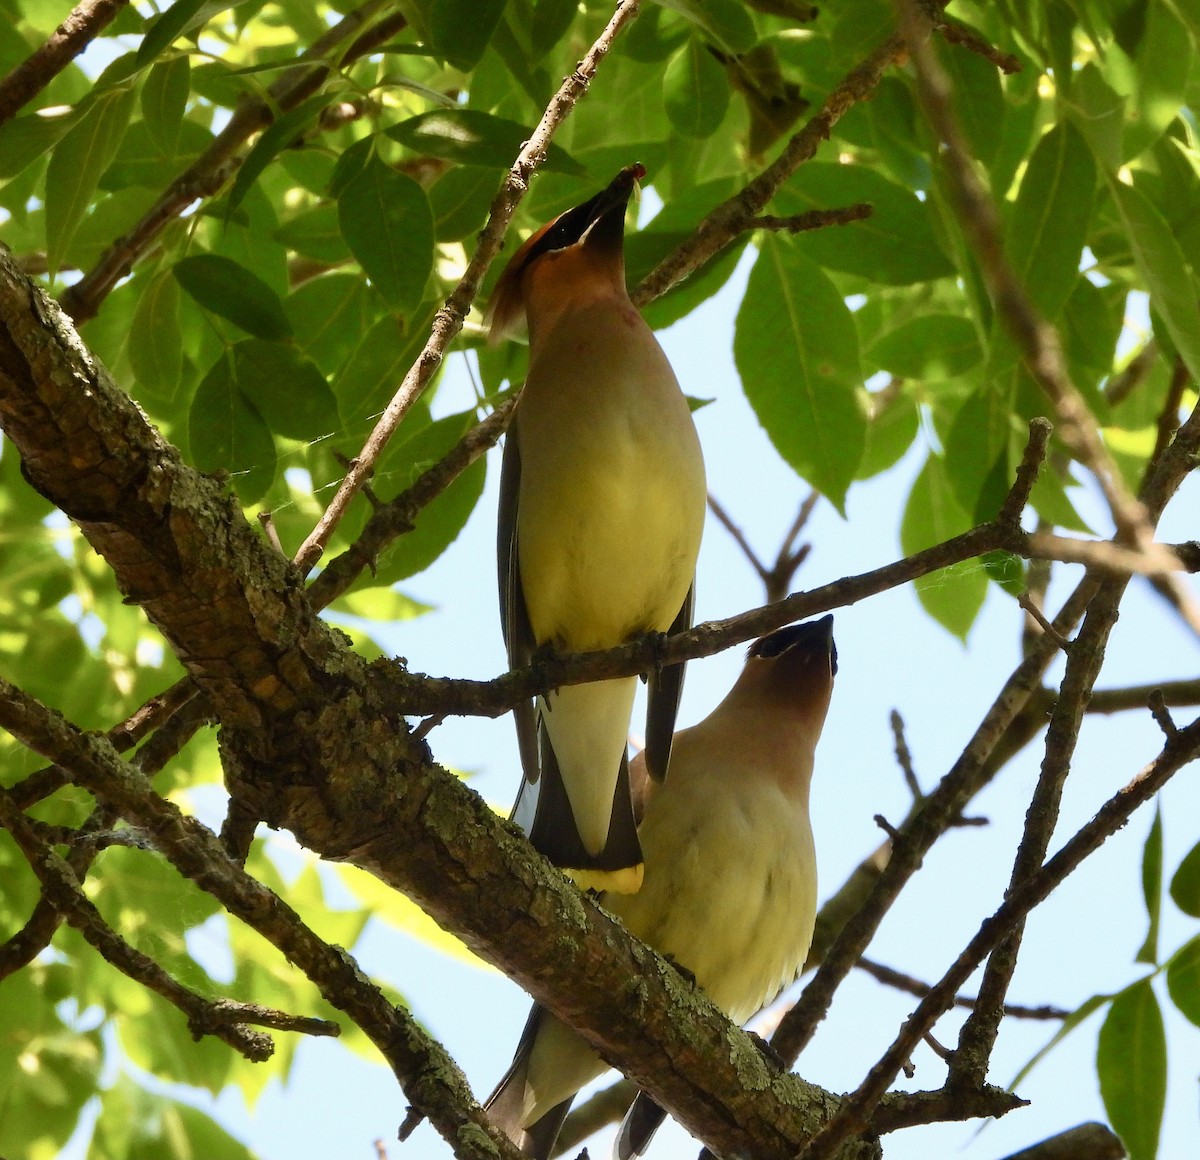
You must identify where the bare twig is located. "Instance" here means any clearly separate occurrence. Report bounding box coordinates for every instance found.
[798,715,1200,1158]
[750,204,874,233]
[708,492,770,581]
[890,710,922,800]
[292,1,644,573]
[855,957,1068,1021]
[0,0,129,126]
[1104,340,1158,406]
[1148,690,1178,740]
[1017,592,1072,650]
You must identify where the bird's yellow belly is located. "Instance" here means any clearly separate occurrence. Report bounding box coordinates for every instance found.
[518,444,702,650]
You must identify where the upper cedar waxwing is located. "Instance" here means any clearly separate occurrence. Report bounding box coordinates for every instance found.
[485,616,838,1160]
[491,165,707,894]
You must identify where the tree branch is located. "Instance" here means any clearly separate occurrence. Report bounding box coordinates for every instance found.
[0,0,130,126]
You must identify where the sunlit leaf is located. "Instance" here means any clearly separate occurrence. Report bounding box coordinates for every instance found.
[45,85,137,275]
[1097,979,1166,1160]
[386,109,586,175]
[734,234,866,511]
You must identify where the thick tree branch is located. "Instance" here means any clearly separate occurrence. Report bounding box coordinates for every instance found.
[0,672,876,1160]
[0,0,130,126]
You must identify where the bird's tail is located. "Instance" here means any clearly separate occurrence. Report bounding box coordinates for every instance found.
[615,1091,669,1160]
[515,725,643,893]
[485,1005,575,1160]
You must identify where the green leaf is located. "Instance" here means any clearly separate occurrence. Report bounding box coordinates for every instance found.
[937,34,1004,168]
[1006,121,1096,321]
[137,0,226,65]
[100,118,212,190]
[430,164,496,241]
[0,109,78,179]
[774,163,955,285]
[230,339,339,442]
[188,351,278,503]
[868,315,983,380]
[386,110,586,176]
[337,157,433,314]
[44,85,138,276]
[1136,804,1163,965]
[129,270,183,401]
[901,453,987,638]
[427,0,506,70]
[660,0,757,53]
[733,235,866,510]
[368,410,488,584]
[1166,934,1200,1026]
[228,95,330,212]
[1122,1,1191,160]
[141,56,190,156]
[944,385,1014,522]
[275,204,352,263]
[284,273,380,376]
[1110,177,1200,382]
[1170,838,1200,916]
[1068,62,1126,173]
[663,36,729,139]
[858,389,919,480]
[1097,979,1167,1160]
[174,254,293,341]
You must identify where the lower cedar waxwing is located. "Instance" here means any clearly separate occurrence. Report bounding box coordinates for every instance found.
[492,165,707,894]
[485,616,838,1159]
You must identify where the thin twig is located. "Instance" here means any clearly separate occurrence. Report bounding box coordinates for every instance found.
[890,710,922,800]
[855,958,1068,1020]
[292,1,644,574]
[750,204,873,233]
[1017,592,1072,650]
[707,493,769,582]
[798,715,1200,1158]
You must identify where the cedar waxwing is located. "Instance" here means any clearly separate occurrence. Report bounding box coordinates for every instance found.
[485,616,838,1159]
[492,165,707,894]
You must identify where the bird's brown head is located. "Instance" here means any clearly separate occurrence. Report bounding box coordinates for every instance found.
[746,615,837,731]
[487,164,645,342]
